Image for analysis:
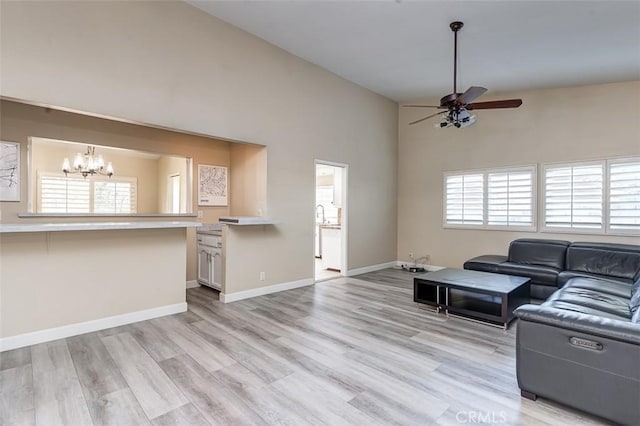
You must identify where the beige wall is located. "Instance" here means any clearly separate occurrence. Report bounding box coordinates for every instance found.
[31,140,160,213]
[0,1,399,296]
[398,81,640,268]
[0,228,186,337]
[229,143,267,217]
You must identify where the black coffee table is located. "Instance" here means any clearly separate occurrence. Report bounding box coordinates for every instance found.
[414,268,530,329]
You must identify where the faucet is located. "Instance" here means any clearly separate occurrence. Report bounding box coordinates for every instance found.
[316,204,325,224]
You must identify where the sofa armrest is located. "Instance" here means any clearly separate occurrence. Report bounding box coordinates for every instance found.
[515,304,640,345]
[463,255,507,273]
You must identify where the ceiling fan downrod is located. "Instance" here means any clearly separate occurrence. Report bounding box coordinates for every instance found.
[450,21,463,95]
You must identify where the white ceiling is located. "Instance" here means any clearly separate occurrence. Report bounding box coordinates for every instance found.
[187,0,640,103]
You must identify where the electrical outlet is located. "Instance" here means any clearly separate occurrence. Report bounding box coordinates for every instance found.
[260,272,266,281]
[197,210,203,219]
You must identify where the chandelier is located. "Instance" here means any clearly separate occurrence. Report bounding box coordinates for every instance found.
[62,146,114,178]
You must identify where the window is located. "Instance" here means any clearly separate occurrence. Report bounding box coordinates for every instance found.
[444,166,535,230]
[608,159,640,233]
[38,172,137,214]
[39,175,90,213]
[542,158,640,234]
[445,174,484,226]
[488,169,535,228]
[543,163,603,230]
[315,186,339,223]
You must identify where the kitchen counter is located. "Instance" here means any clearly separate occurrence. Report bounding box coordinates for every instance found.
[0,221,200,233]
[318,224,341,229]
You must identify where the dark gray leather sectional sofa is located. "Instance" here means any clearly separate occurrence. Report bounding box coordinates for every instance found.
[464,239,640,425]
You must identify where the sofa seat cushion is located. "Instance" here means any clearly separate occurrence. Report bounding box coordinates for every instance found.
[563,277,632,298]
[546,287,632,319]
[496,262,560,286]
[463,255,507,273]
[558,270,634,287]
[543,300,632,321]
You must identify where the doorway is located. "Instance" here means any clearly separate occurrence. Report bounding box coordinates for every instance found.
[314,160,347,282]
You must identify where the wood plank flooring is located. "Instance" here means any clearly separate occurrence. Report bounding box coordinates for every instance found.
[0,268,608,425]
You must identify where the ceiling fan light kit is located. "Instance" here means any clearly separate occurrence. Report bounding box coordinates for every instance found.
[405,21,523,128]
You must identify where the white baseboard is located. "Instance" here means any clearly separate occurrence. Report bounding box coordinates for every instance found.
[345,261,398,276]
[0,302,187,352]
[186,280,200,289]
[395,260,445,272]
[220,278,314,303]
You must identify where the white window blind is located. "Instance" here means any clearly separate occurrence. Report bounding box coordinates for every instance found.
[445,174,484,225]
[487,168,535,228]
[94,180,136,214]
[39,175,90,213]
[544,163,603,230]
[38,173,137,214]
[609,160,640,232]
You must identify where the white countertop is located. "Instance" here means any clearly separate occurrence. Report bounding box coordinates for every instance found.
[0,221,201,233]
[219,216,279,225]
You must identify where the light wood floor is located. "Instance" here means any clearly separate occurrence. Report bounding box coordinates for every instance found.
[1,268,607,425]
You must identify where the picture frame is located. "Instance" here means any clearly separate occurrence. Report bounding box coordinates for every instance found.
[0,141,20,202]
[198,164,228,206]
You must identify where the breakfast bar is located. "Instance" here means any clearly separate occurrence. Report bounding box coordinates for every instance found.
[0,221,200,351]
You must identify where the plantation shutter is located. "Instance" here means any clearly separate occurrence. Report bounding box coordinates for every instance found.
[94,179,137,214]
[445,173,484,225]
[609,160,640,231]
[487,168,534,227]
[39,174,90,213]
[544,163,603,229]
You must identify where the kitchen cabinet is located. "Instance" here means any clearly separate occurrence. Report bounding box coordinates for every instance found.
[321,227,341,271]
[197,245,222,289]
[197,232,223,290]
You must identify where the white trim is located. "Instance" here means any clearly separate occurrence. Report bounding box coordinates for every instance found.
[186,280,200,289]
[345,261,398,276]
[0,302,187,352]
[220,278,314,303]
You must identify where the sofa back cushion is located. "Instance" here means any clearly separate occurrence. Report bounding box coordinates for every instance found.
[508,239,571,269]
[566,242,640,281]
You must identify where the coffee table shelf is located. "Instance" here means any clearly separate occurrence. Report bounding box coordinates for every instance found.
[414,268,530,329]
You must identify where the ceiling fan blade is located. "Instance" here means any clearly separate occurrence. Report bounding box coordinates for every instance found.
[457,86,488,105]
[408,111,447,126]
[403,105,443,108]
[466,99,523,110]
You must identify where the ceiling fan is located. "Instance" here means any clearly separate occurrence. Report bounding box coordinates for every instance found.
[404,21,522,128]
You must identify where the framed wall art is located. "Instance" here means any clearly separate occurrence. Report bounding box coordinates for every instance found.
[198,164,228,206]
[0,141,20,202]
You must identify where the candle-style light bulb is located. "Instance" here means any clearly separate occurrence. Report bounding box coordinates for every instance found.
[73,153,84,170]
[105,162,114,177]
[62,158,71,173]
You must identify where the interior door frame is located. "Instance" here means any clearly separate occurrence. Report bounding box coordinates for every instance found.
[314,159,348,281]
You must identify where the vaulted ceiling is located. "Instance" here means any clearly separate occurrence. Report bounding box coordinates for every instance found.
[187,1,640,102]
